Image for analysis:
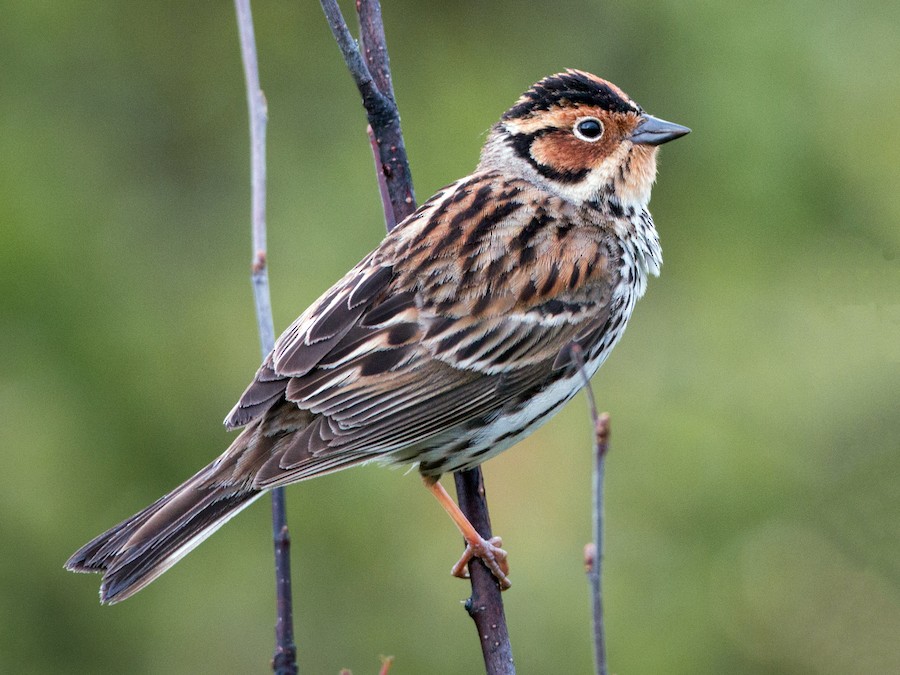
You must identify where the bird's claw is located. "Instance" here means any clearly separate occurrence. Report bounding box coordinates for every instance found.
[451,535,511,590]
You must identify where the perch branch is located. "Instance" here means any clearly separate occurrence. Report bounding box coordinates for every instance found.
[319,1,513,672]
[454,469,516,673]
[233,1,297,672]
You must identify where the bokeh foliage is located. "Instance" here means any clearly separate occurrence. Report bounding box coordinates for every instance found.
[1,1,898,673]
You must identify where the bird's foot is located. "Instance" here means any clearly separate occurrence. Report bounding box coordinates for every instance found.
[451,535,511,590]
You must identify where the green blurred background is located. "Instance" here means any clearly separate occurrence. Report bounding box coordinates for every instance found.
[2,1,897,673]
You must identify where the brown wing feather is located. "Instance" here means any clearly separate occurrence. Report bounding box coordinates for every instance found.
[225,171,620,486]
[224,254,395,429]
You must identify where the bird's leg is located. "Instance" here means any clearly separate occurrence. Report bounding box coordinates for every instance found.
[422,475,511,590]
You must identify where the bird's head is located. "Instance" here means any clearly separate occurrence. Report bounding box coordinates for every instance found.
[480,70,689,209]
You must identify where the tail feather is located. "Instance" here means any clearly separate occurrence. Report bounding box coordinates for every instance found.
[66,463,264,604]
[66,399,377,603]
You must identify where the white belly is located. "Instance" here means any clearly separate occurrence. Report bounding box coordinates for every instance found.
[408,348,610,475]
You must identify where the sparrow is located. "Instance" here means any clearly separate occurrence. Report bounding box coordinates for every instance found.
[66,70,689,603]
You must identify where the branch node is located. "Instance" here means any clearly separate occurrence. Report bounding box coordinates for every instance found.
[252,249,267,274]
[583,542,597,574]
[378,655,395,675]
[276,524,291,547]
[595,412,610,457]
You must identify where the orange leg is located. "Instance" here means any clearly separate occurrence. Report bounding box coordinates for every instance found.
[423,476,511,590]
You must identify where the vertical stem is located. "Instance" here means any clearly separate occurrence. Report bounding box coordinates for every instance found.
[570,344,610,675]
[320,0,416,226]
[366,125,396,232]
[454,469,516,674]
[587,415,609,675]
[271,492,297,674]
[356,0,415,225]
[320,2,513,672]
[233,1,297,672]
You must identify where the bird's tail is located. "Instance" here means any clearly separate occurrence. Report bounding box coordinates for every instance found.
[65,428,266,604]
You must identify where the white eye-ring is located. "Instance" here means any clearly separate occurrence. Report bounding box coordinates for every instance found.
[573,116,604,142]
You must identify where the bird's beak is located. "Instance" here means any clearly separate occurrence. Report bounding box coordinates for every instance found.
[630,114,691,146]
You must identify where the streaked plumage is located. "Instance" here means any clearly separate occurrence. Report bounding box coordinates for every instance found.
[67,70,689,603]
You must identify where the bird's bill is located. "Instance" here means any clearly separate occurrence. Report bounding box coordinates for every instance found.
[630,114,691,146]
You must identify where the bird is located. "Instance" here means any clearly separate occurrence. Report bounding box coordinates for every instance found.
[66,70,689,604]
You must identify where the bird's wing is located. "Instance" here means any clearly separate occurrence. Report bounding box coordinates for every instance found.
[222,173,619,484]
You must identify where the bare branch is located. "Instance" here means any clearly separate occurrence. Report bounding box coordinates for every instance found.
[321,2,512,672]
[570,344,610,675]
[356,0,394,97]
[234,0,274,355]
[233,1,297,672]
[320,0,415,227]
[454,469,516,674]
[366,124,396,232]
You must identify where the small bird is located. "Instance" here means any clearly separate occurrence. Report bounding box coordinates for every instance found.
[66,70,689,603]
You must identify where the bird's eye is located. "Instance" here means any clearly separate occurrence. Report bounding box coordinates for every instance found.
[573,117,604,142]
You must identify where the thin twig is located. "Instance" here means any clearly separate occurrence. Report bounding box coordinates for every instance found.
[233,1,297,672]
[319,2,513,672]
[570,344,610,675]
[355,0,415,223]
[378,655,395,675]
[320,0,415,227]
[356,0,393,96]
